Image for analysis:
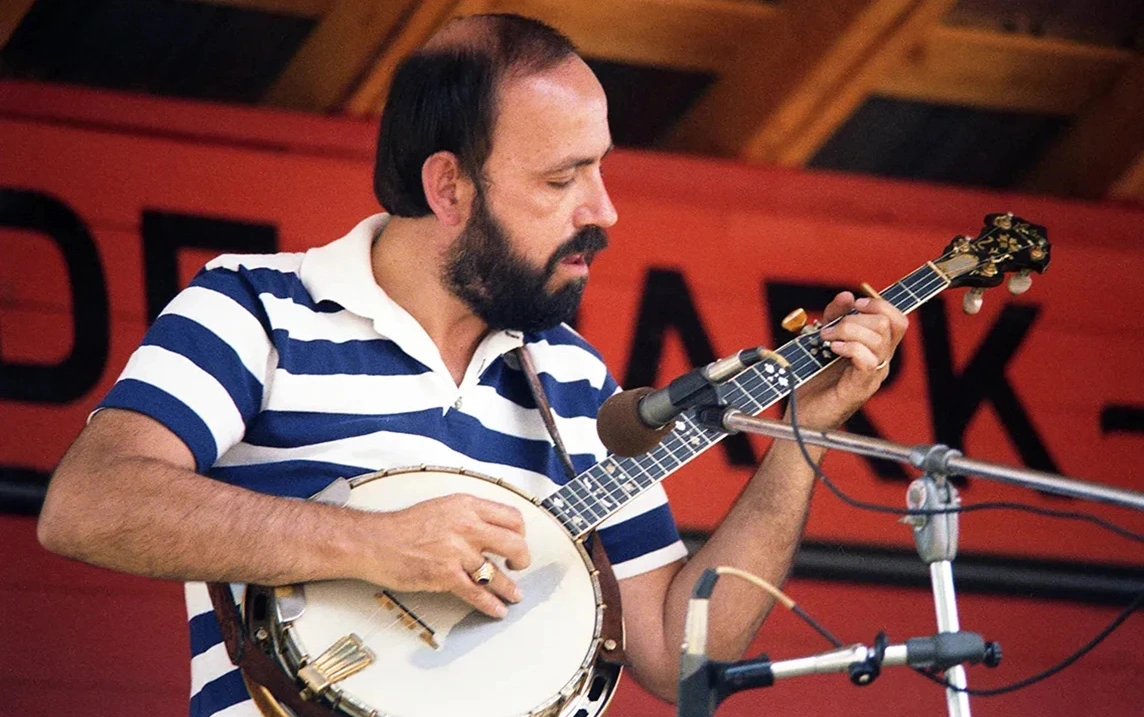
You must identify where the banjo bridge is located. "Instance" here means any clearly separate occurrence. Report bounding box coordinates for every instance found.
[375,590,440,649]
[298,634,375,699]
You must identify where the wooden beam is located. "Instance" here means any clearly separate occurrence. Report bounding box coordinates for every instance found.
[341,0,465,117]
[1022,56,1144,200]
[190,0,334,17]
[878,26,1135,115]
[0,0,36,49]
[1109,152,1144,203]
[263,0,422,111]
[667,0,957,165]
[342,0,779,117]
[471,0,779,73]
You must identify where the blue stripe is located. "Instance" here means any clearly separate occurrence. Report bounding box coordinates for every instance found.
[270,330,432,376]
[189,667,249,717]
[208,460,371,498]
[188,610,223,659]
[189,268,272,334]
[143,314,263,422]
[596,503,681,564]
[236,408,587,486]
[535,372,608,420]
[477,359,611,421]
[194,264,337,314]
[99,380,218,471]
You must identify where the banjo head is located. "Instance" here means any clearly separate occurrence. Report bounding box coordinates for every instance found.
[245,466,617,717]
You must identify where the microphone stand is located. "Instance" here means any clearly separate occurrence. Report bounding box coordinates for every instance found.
[683,407,1144,717]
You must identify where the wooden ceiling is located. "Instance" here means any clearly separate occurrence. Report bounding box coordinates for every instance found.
[2,0,1142,203]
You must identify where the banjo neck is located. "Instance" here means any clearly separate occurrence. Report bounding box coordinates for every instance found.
[541,261,954,540]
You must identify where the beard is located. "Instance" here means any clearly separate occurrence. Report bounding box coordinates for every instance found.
[443,189,608,332]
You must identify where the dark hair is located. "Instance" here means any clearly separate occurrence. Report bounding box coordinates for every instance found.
[373,14,578,217]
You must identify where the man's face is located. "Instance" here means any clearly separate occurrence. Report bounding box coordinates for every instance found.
[444,186,607,331]
[444,56,618,332]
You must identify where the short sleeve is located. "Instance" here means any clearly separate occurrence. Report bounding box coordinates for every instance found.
[99,266,274,472]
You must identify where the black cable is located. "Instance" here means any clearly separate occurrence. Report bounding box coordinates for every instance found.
[782,377,1144,698]
[784,382,1144,544]
[914,589,1144,696]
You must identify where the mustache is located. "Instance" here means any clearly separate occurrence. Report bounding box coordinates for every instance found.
[545,226,609,274]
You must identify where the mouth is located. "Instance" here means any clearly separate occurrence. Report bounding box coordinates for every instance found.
[558,253,590,275]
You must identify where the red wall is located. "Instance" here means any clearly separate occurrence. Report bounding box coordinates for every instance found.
[1,81,1142,716]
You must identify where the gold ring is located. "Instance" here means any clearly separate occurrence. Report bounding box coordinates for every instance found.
[469,559,496,585]
[875,358,889,371]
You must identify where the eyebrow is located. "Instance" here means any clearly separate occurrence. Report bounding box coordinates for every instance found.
[546,144,614,174]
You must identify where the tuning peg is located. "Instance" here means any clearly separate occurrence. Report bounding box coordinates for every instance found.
[963,288,985,315]
[1007,269,1033,295]
[781,308,808,334]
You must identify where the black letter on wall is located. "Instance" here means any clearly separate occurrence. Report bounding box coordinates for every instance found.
[0,188,108,404]
[142,210,278,322]
[919,300,1059,473]
[623,269,757,467]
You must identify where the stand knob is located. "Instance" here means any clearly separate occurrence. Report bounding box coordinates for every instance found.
[983,641,1002,668]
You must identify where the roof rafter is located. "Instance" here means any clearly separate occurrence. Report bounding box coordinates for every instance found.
[1022,55,1144,200]
[0,0,36,49]
[342,0,466,117]
[667,0,958,165]
[191,0,334,18]
[878,26,1135,115]
[263,0,424,111]
[342,0,779,117]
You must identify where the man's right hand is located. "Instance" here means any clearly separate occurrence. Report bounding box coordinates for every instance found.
[359,494,531,618]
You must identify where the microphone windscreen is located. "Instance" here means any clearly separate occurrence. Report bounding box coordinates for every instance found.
[596,387,674,457]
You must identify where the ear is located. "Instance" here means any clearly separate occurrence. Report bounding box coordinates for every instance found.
[421,151,475,226]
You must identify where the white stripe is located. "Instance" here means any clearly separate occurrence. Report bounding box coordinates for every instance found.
[526,340,609,389]
[262,294,381,343]
[119,346,245,458]
[611,540,689,580]
[206,252,304,273]
[190,641,237,695]
[162,286,271,382]
[208,699,260,717]
[185,581,213,617]
[263,370,452,414]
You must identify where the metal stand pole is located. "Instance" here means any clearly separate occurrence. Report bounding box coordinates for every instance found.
[905,447,971,717]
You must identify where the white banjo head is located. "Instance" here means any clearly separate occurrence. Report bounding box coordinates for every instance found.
[266,467,605,717]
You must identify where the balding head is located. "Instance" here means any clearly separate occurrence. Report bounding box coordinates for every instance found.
[373,14,580,217]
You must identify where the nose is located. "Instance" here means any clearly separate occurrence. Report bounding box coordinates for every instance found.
[574,170,618,229]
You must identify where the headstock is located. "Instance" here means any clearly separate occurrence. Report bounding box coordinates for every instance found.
[932,212,1051,314]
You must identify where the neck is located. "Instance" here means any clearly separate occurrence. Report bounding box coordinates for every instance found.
[371,214,489,383]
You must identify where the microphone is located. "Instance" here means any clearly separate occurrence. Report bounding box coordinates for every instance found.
[597,347,767,457]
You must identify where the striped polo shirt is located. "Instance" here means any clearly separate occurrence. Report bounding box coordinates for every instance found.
[99,214,687,717]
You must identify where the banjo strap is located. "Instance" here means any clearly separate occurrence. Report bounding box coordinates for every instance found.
[514,346,629,666]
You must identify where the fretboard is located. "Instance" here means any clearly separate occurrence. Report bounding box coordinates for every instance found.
[541,262,950,539]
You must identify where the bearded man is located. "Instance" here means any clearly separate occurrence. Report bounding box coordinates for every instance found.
[38,13,906,717]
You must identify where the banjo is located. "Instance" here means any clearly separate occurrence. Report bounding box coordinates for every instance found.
[235,214,1050,717]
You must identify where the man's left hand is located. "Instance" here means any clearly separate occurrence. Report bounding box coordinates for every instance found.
[790,291,908,429]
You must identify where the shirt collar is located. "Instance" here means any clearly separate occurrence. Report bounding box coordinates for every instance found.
[298,213,525,374]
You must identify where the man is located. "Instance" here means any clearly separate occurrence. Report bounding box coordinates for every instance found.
[37,12,907,716]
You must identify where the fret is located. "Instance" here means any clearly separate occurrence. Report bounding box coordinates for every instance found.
[550,257,967,540]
